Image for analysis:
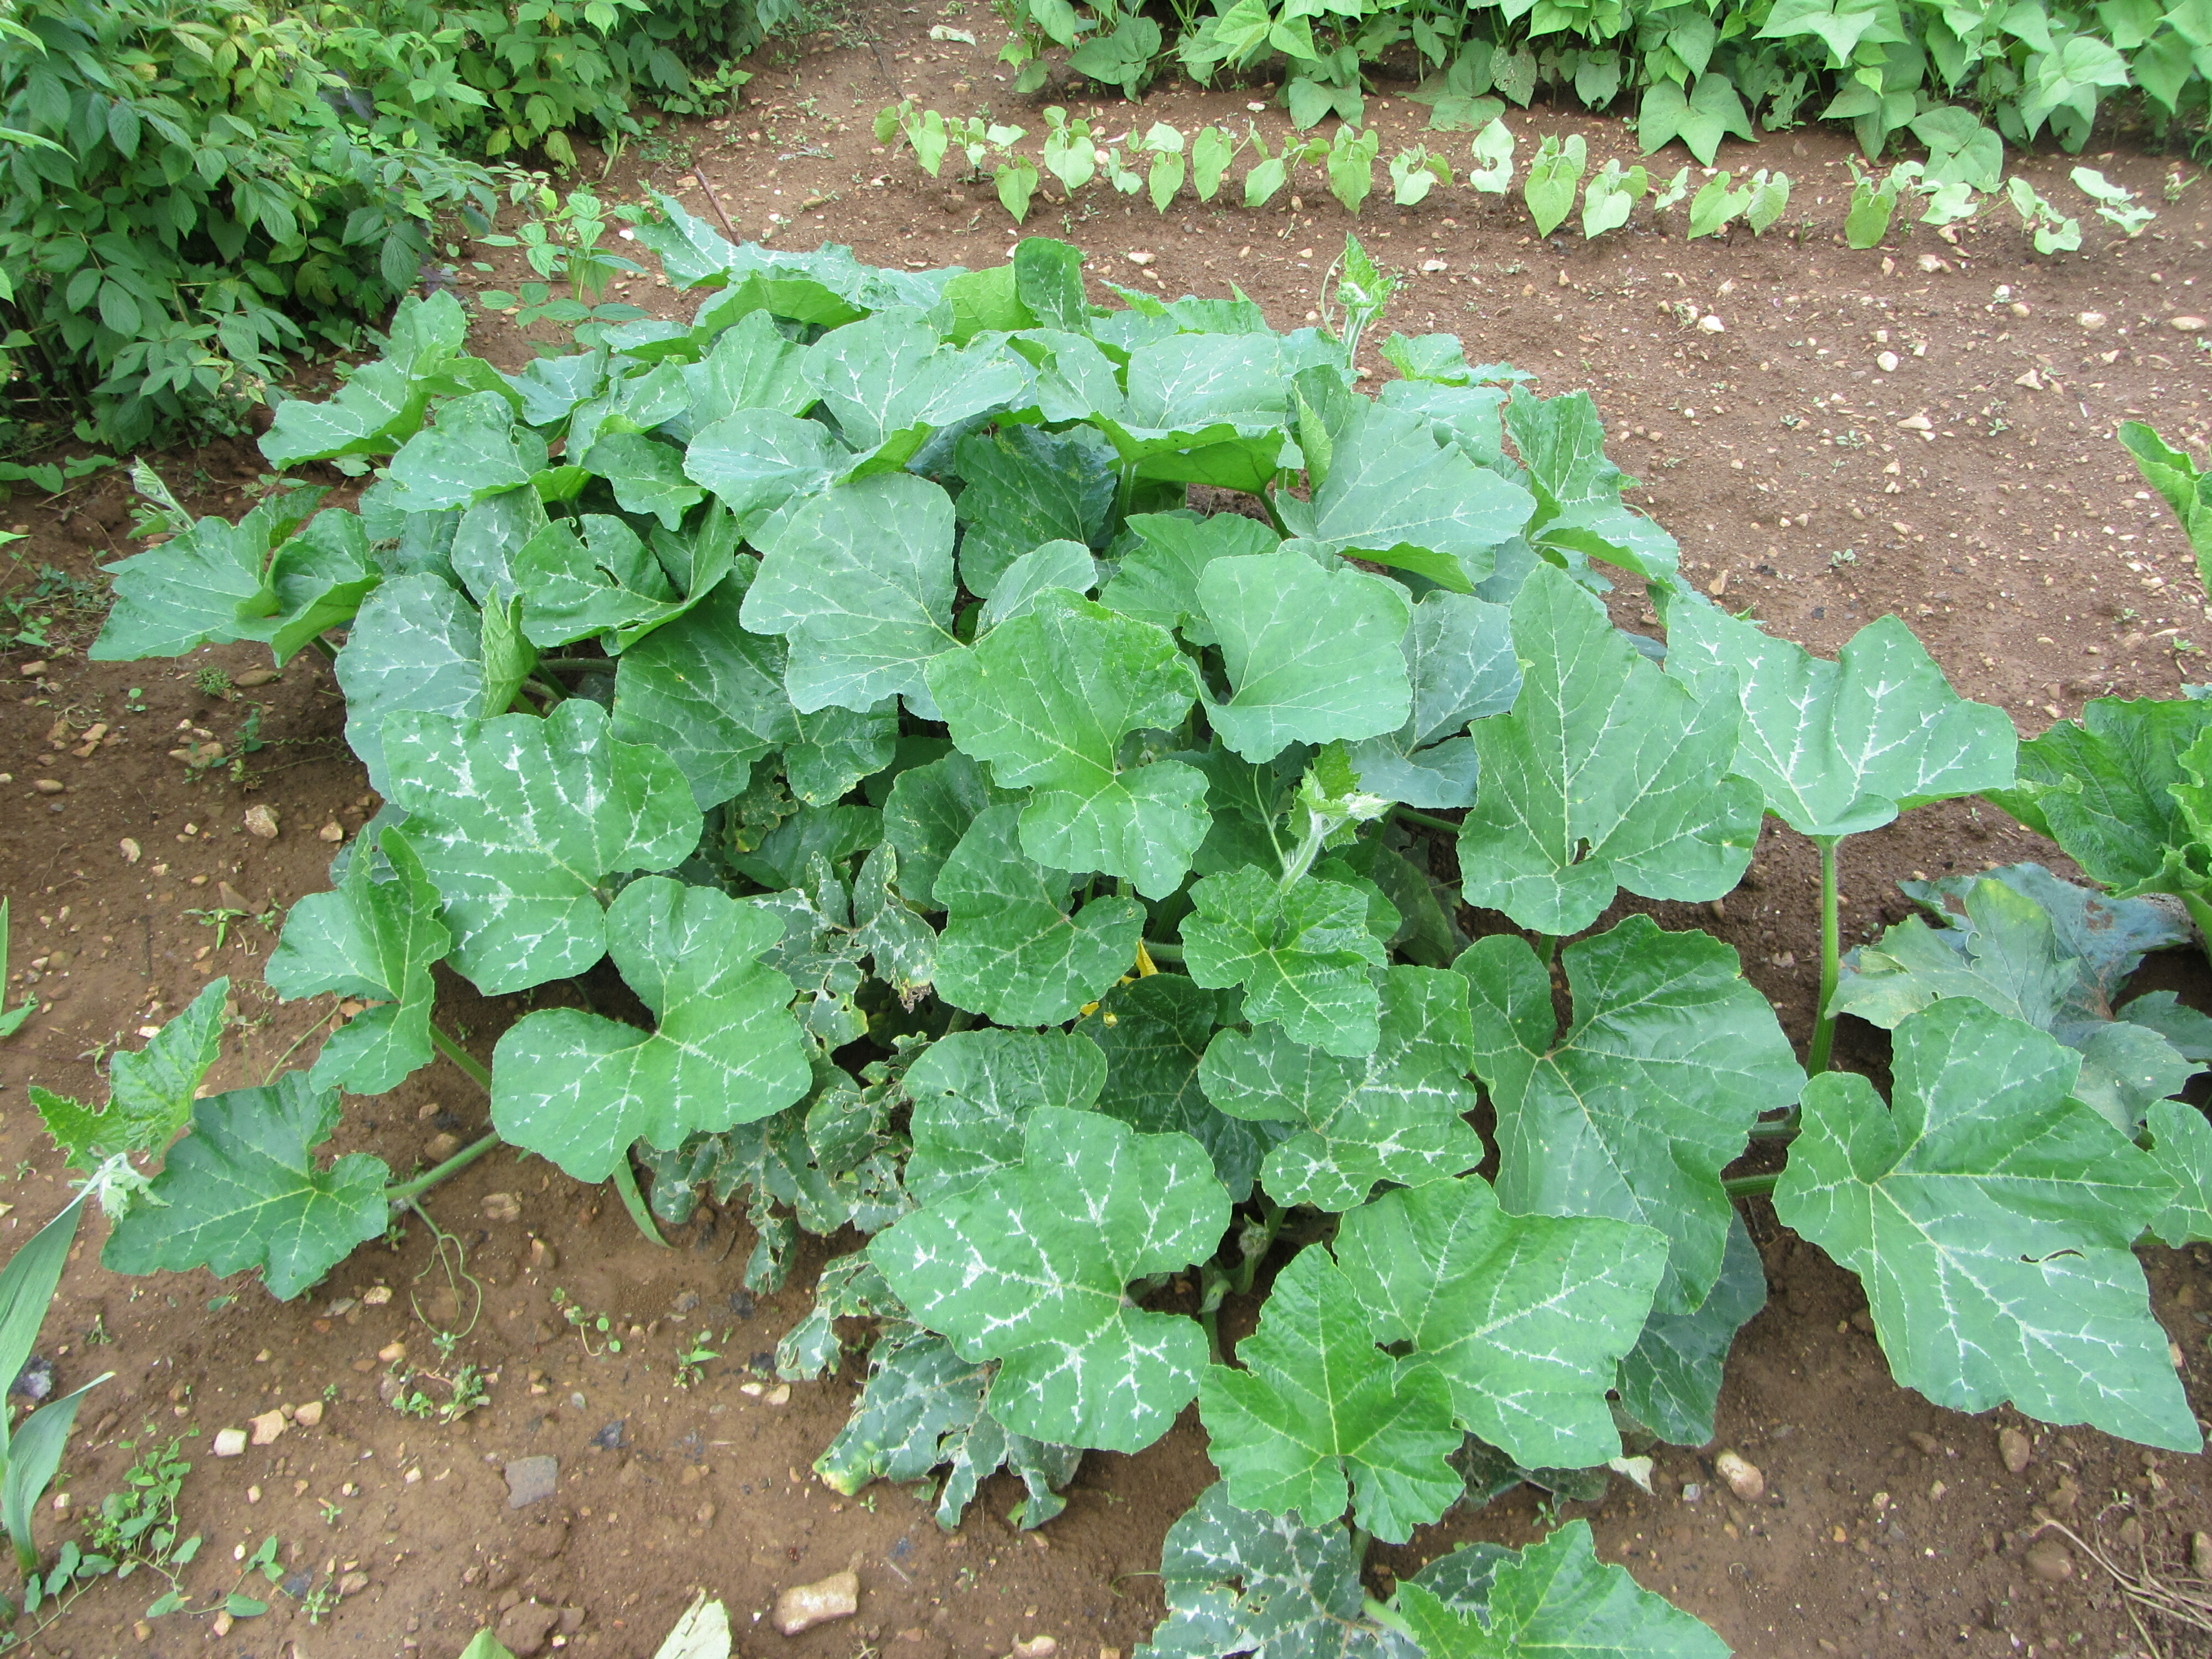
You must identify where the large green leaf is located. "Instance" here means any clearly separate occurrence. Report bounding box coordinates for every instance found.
[1346,590,1516,810]
[2145,1099,2212,1247]
[264,830,451,1097]
[1986,697,2212,899]
[383,699,702,993]
[1084,974,1276,1201]
[91,492,321,662]
[1277,401,1533,592]
[1198,553,1413,764]
[491,878,811,1182]
[932,805,1145,1025]
[334,573,487,795]
[803,308,1032,467]
[1181,868,1389,1058]
[257,291,484,466]
[611,572,794,810]
[34,978,226,1178]
[1099,511,1279,647]
[881,751,1015,909]
[927,590,1207,899]
[1200,1244,1461,1543]
[0,1196,86,1464]
[1335,1176,1666,1472]
[381,392,546,514]
[1142,1482,1415,1659]
[1832,873,2199,1131]
[1395,1521,1729,1659]
[103,1072,392,1302]
[902,1027,1107,1207]
[1199,966,1481,1210]
[952,425,1117,598]
[740,472,961,717]
[1089,332,1311,494]
[581,431,706,530]
[1616,1210,1767,1446]
[870,1107,1228,1453]
[1457,564,1760,935]
[1459,915,1804,1314]
[1774,998,2198,1451]
[681,307,817,428]
[681,409,847,531]
[1665,603,2018,838]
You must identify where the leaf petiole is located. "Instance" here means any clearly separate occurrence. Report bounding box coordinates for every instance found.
[1362,1597,1416,1640]
[1722,1171,1780,1199]
[382,1132,500,1206]
[1392,806,1461,835]
[426,1024,492,1093]
[1808,834,1841,1074]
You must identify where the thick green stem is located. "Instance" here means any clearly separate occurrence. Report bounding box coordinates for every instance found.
[610,1155,669,1248]
[1532,932,1559,971]
[1808,835,1843,1076]
[309,635,341,664]
[1723,1171,1781,1199]
[1199,1306,1223,1366]
[383,1131,500,1204]
[1142,938,1185,963]
[1394,807,1462,835]
[1748,1113,1799,1140]
[1348,1526,1373,1566]
[428,1024,492,1093]
[535,656,618,674]
[1232,1198,1288,1296]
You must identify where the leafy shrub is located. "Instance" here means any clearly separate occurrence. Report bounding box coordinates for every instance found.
[54,218,2212,1648]
[1000,0,2209,159]
[0,0,781,450]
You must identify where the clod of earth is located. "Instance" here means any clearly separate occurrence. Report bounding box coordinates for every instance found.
[774,1569,860,1635]
[504,1455,558,1508]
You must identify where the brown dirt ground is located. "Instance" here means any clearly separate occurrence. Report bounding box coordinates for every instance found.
[6,11,2212,1656]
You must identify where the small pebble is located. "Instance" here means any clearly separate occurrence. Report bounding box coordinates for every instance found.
[2192,1531,2211,1576]
[31,779,63,795]
[249,1409,286,1445]
[119,838,141,864]
[774,1570,859,1636]
[213,1428,247,1457]
[1876,351,1900,373]
[362,1285,393,1306]
[1715,1450,1765,1502]
[18,661,46,677]
[2078,311,2107,329]
[2025,1540,2073,1583]
[1999,1426,2032,1473]
[242,805,279,839]
[1012,1639,1058,1659]
[319,822,346,842]
[484,1192,523,1222]
[2171,316,2207,332]
[295,1400,325,1427]
[233,668,279,688]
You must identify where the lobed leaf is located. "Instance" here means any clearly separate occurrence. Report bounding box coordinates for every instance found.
[1181,868,1388,1058]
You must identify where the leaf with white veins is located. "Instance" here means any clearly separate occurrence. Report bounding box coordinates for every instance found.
[870,1107,1227,1453]
[491,878,811,1182]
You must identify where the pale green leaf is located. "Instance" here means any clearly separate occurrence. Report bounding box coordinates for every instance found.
[1098,510,1278,646]
[1460,915,1804,1314]
[1616,1211,1767,1446]
[927,590,1207,899]
[383,699,702,993]
[103,1073,391,1302]
[1182,868,1388,1058]
[952,425,1117,598]
[1457,564,1761,936]
[933,805,1145,1026]
[1198,554,1412,764]
[904,1027,1107,1207]
[333,573,487,796]
[1199,1245,1462,1543]
[490,878,811,1182]
[1337,1176,1666,1471]
[2146,1099,2212,1247]
[741,473,961,717]
[611,572,793,810]
[870,1107,1228,1452]
[1199,966,1480,1210]
[265,830,451,1097]
[1774,999,2198,1451]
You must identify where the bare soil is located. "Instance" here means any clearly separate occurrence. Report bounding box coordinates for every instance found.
[4,11,2212,1655]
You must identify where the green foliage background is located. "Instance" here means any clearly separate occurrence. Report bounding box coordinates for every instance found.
[0,0,785,450]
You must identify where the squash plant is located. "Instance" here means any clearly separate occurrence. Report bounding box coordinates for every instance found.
[58,210,2212,1652]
